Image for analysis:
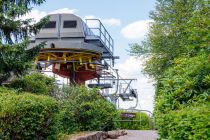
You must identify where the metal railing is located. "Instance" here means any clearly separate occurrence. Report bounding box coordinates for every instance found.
[113,109,155,130]
[85,19,114,55]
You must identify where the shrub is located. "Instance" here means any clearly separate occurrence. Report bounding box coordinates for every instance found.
[59,86,118,133]
[154,54,210,139]
[117,111,152,130]
[0,88,59,139]
[56,101,79,133]
[155,54,210,113]
[9,73,55,95]
[155,103,210,140]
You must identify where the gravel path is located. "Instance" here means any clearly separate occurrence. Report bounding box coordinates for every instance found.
[107,130,159,140]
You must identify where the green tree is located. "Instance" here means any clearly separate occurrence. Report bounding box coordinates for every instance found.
[0,0,48,85]
[130,0,209,79]
[9,73,56,95]
[130,0,210,139]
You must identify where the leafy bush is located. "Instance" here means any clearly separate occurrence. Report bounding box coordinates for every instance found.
[155,103,210,140]
[0,85,119,138]
[155,54,210,113]
[154,54,210,139]
[9,73,55,95]
[117,111,152,130]
[129,0,209,139]
[58,86,118,133]
[0,88,59,139]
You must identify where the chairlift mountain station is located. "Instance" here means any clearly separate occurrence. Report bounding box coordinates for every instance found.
[29,13,138,107]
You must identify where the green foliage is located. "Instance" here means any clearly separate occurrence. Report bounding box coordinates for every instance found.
[0,88,59,140]
[0,85,119,138]
[154,54,210,139]
[155,54,210,113]
[58,86,118,133]
[129,0,209,139]
[155,103,210,140]
[0,0,48,85]
[117,111,152,130]
[0,41,46,84]
[9,73,55,95]
[0,0,47,44]
[130,0,210,79]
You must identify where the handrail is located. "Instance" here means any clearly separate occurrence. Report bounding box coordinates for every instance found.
[85,19,114,55]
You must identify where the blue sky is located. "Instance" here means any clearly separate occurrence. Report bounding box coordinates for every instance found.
[35,0,155,20]
[34,0,156,61]
[29,0,157,112]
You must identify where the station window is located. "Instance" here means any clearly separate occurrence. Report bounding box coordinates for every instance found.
[63,20,77,28]
[43,21,56,28]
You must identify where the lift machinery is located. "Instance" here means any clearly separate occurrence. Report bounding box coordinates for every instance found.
[29,13,138,107]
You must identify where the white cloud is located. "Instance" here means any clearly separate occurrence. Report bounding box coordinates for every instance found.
[20,8,77,22]
[115,57,143,78]
[115,57,155,112]
[102,18,121,26]
[21,10,121,27]
[20,9,47,22]
[121,20,152,40]
[84,15,121,27]
[49,8,77,14]
[84,15,96,19]
[83,15,99,27]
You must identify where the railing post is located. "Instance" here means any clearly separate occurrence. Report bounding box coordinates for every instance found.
[140,111,142,128]
[109,36,111,50]
[112,39,114,54]
[105,31,106,46]
[99,21,102,38]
